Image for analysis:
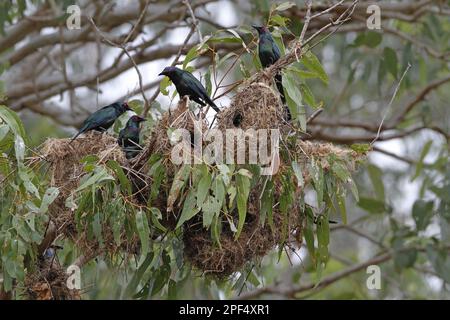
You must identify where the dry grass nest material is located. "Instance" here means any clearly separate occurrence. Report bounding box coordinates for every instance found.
[217,82,288,131]
[25,259,80,300]
[137,97,208,165]
[181,85,364,275]
[37,131,131,251]
[40,131,126,200]
[183,186,303,277]
[292,140,364,185]
[30,82,365,278]
[130,99,209,225]
[214,81,289,167]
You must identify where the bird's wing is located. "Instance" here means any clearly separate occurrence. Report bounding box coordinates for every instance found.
[128,127,141,144]
[98,105,111,111]
[182,71,208,100]
[271,37,281,61]
[98,103,118,111]
[118,127,125,142]
[86,107,117,130]
[183,72,220,111]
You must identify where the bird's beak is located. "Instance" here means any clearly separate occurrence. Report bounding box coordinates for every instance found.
[158,71,165,76]
[252,25,260,32]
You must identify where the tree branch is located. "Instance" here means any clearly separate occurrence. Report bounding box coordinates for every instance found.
[237,252,392,299]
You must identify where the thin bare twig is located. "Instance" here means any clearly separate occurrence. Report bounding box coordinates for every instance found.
[310,0,345,19]
[371,63,411,145]
[237,251,392,299]
[88,17,150,111]
[122,0,150,45]
[372,146,416,165]
[141,15,199,117]
[298,0,312,44]
[303,0,359,48]
[248,0,358,86]
[306,108,323,124]
[391,73,450,125]
[183,0,203,42]
[331,224,386,249]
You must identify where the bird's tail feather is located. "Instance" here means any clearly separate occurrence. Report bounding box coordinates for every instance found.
[69,126,87,144]
[205,96,220,113]
[284,105,292,121]
[274,73,291,120]
[69,132,80,144]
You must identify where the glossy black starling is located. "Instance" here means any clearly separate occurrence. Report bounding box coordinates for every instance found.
[253,25,291,120]
[70,102,131,143]
[159,66,220,113]
[118,115,146,159]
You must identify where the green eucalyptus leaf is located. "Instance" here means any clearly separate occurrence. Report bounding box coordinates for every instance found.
[136,210,150,257]
[235,173,250,239]
[412,199,434,231]
[167,165,190,212]
[39,187,59,214]
[176,189,200,228]
[301,51,329,85]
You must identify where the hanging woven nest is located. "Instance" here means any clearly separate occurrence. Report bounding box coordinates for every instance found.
[36,131,138,254]
[183,180,304,277]
[129,98,209,228]
[216,82,288,131]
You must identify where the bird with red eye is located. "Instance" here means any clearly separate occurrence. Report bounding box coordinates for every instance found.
[253,25,291,121]
[118,115,146,159]
[159,66,220,113]
[69,101,132,143]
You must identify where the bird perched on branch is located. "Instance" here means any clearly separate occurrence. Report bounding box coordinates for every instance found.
[70,102,131,143]
[118,115,146,159]
[253,25,291,120]
[159,66,220,113]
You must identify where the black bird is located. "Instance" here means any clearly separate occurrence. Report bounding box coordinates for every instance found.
[70,102,131,143]
[118,115,146,159]
[158,66,220,113]
[253,25,291,120]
